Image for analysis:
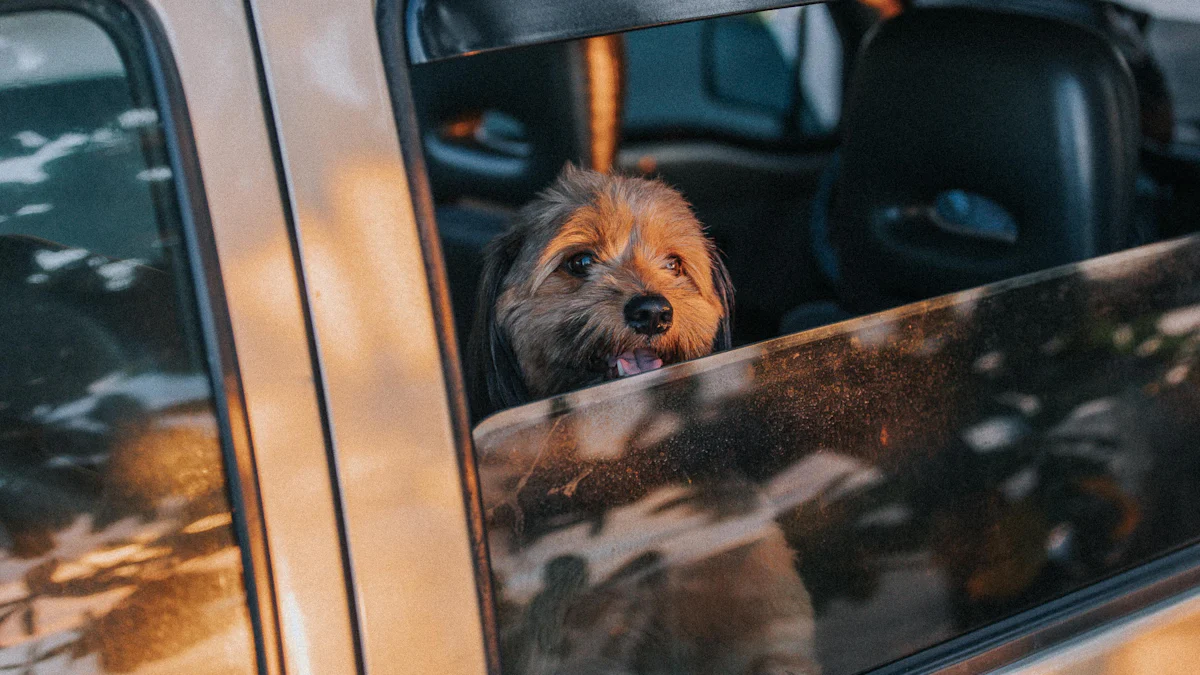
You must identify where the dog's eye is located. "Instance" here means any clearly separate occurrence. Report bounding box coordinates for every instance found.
[665,255,684,276]
[564,251,595,277]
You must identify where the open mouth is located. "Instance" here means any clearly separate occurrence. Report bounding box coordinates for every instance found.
[606,348,664,380]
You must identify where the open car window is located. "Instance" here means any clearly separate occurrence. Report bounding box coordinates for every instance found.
[474,234,1200,674]
[388,0,1200,671]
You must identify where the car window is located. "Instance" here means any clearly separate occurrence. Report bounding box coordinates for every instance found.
[623,4,844,144]
[475,235,1200,674]
[390,0,1200,671]
[0,9,258,673]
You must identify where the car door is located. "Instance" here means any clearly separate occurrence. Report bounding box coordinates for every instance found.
[245,1,490,673]
[369,0,1200,674]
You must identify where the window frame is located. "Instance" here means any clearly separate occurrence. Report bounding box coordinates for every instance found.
[137,0,366,671]
[380,1,502,668]
[405,0,830,64]
[885,543,1200,674]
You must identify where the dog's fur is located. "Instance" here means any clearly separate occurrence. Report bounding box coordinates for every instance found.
[470,167,819,674]
[469,165,734,419]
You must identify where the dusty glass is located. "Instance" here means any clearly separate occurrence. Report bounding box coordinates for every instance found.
[476,235,1200,674]
[0,10,257,673]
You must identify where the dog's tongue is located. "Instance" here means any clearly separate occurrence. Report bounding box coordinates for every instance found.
[611,348,663,378]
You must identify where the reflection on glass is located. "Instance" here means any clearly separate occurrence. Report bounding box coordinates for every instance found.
[476,235,1200,674]
[0,10,255,673]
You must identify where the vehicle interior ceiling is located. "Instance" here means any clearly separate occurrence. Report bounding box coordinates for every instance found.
[409,0,1200,395]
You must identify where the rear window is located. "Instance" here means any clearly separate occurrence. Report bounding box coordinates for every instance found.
[623,4,844,144]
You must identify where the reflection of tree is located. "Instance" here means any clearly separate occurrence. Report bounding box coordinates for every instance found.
[478,237,1200,674]
[0,406,252,673]
[0,236,252,673]
[1,519,245,672]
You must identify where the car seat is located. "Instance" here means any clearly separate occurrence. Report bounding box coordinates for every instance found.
[782,6,1140,334]
[409,36,624,346]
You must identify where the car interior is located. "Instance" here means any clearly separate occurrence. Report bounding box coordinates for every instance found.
[409,0,1200,392]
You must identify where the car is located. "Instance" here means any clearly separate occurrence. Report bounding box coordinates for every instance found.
[1,0,1198,673]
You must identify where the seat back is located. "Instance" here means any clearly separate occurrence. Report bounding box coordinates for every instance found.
[410,36,624,206]
[831,7,1140,310]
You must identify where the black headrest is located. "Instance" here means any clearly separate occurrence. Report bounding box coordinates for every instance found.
[409,36,623,206]
[832,7,1139,308]
[924,0,1173,144]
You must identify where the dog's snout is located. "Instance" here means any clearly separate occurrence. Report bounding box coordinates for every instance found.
[624,294,673,335]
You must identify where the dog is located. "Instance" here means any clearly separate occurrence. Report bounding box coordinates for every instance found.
[469,167,820,674]
[468,164,734,419]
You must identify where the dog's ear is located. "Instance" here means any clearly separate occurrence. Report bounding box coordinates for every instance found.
[709,248,735,352]
[467,228,530,421]
[559,160,583,181]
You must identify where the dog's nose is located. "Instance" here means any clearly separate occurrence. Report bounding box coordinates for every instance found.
[624,294,673,335]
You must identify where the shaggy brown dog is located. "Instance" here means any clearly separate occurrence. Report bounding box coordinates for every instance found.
[469,167,819,675]
[469,165,733,418]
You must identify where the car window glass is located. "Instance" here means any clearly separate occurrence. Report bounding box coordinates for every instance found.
[0,10,258,673]
[475,235,1200,675]
[623,4,843,144]
[796,4,843,135]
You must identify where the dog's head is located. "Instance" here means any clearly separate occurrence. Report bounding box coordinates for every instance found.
[468,165,733,418]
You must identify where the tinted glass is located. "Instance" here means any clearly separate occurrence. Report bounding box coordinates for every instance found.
[0,10,257,673]
[623,5,843,144]
[476,235,1200,674]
